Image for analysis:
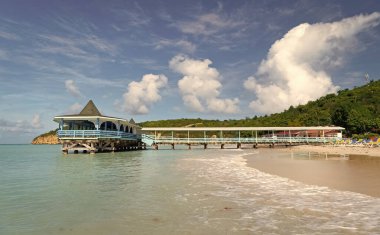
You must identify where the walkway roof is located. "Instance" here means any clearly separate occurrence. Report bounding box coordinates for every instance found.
[142,126,344,132]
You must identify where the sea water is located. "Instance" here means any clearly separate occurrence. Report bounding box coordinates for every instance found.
[0,145,379,234]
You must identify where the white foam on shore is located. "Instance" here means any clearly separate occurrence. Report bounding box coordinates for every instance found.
[175,149,380,234]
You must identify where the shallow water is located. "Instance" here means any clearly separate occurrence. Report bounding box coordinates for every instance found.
[1,145,379,234]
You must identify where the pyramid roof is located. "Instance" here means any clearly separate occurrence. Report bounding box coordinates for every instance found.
[79,100,102,116]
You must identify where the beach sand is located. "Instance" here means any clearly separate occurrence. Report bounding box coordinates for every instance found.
[243,147,380,197]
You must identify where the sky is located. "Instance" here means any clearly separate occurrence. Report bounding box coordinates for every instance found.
[1,0,380,143]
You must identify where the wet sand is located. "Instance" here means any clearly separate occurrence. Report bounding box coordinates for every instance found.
[244,148,380,198]
[281,144,380,157]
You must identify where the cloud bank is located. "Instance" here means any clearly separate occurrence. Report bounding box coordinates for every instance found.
[169,54,239,114]
[122,74,168,114]
[0,114,43,133]
[245,12,380,114]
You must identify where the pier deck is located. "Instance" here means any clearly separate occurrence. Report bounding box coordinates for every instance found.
[141,126,344,149]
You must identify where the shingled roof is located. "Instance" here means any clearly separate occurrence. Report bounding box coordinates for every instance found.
[79,100,102,116]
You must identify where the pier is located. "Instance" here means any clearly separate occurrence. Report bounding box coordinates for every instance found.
[141,127,344,149]
[54,100,143,154]
[53,101,344,153]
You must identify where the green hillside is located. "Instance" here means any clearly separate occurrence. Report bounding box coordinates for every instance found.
[141,80,380,137]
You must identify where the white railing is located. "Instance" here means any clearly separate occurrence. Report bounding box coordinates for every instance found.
[57,130,141,140]
[141,135,339,144]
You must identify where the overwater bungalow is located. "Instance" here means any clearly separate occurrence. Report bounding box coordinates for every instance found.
[53,100,143,154]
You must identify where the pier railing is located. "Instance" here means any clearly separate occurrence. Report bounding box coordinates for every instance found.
[58,130,141,140]
[142,135,339,145]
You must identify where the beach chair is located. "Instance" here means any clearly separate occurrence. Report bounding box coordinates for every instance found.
[376,138,380,147]
[363,138,372,147]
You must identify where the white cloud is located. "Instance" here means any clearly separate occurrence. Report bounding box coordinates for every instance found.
[169,54,239,114]
[65,79,82,97]
[122,74,168,115]
[0,115,43,133]
[154,39,196,53]
[31,114,43,129]
[245,12,380,114]
[66,102,83,114]
[176,13,243,36]
[0,30,20,40]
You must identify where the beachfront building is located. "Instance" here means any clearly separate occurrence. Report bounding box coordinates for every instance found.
[141,126,344,149]
[53,100,142,154]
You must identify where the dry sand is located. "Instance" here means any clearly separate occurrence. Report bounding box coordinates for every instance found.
[280,144,380,157]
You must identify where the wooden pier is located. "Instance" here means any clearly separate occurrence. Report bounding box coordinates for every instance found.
[54,100,143,154]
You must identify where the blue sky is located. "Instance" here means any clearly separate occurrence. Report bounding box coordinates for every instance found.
[1,0,380,143]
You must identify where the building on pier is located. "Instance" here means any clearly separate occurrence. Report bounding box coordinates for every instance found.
[53,100,143,154]
[141,126,344,149]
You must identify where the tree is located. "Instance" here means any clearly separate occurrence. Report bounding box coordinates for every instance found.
[331,105,349,129]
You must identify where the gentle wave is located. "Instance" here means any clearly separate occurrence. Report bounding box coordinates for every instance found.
[175,150,380,234]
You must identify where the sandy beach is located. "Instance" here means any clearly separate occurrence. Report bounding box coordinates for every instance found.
[280,144,380,157]
[244,147,380,197]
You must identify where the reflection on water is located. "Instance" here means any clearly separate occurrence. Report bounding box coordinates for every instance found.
[1,145,380,234]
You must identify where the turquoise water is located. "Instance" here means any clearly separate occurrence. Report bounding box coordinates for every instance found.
[1,145,380,234]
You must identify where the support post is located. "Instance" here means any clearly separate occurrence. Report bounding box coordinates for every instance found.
[322,130,325,143]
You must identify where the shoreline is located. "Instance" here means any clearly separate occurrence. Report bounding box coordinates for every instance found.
[279,144,380,157]
[242,147,380,198]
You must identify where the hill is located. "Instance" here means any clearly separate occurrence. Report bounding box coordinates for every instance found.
[31,129,59,144]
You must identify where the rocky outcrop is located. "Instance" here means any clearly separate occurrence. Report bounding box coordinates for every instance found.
[32,132,59,145]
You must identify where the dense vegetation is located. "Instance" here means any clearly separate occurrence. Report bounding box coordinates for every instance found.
[141,80,380,137]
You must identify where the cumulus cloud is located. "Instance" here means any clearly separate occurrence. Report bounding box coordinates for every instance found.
[169,54,239,114]
[245,12,380,114]
[65,79,82,97]
[122,74,168,114]
[66,102,83,114]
